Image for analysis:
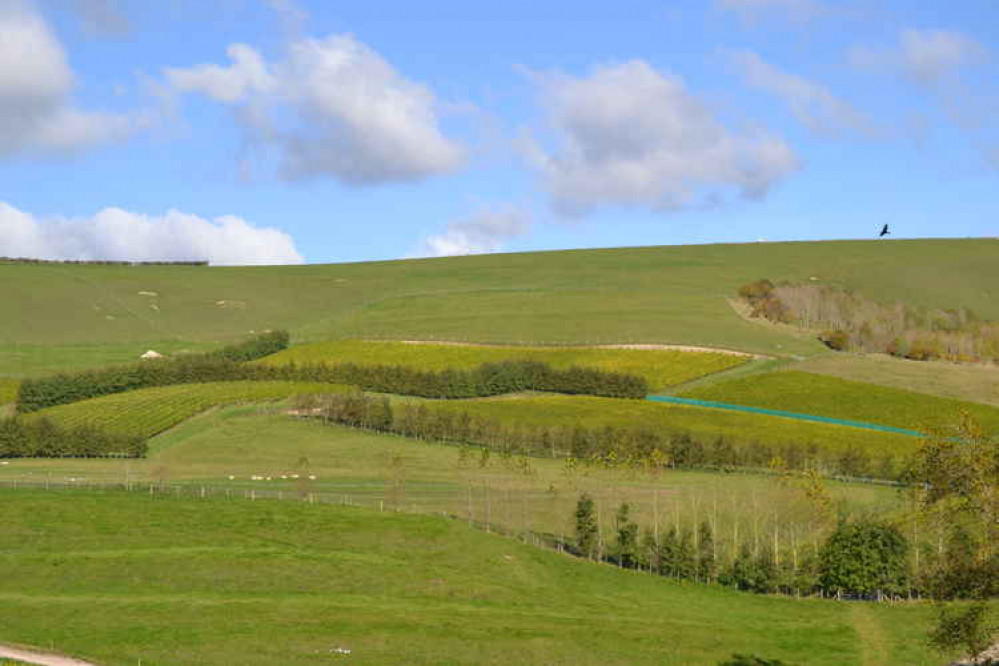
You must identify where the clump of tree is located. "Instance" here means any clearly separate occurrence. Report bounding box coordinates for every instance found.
[0,257,208,266]
[737,280,999,363]
[0,417,145,458]
[817,518,910,600]
[300,391,901,480]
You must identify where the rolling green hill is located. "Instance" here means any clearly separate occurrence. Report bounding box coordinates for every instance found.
[0,488,941,665]
[2,238,996,376]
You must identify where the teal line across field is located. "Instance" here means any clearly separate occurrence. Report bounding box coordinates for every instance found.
[645,395,926,437]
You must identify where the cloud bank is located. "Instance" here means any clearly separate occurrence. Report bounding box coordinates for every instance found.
[413,208,530,257]
[164,33,465,185]
[521,60,800,216]
[849,28,990,84]
[0,0,135,157]
[0,202,303,265]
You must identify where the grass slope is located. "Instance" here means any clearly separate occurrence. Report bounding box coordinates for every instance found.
[418,393,918,459]
[0,489,942,665]
[793,353,999,407]
[2,239,996,375]
[679,371,999,434]
[259,340,748,391]
[0,407,899,555]
[28,381,349,440]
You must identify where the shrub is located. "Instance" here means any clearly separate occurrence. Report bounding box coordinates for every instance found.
[818,329,849,351]
[818,518,909,597]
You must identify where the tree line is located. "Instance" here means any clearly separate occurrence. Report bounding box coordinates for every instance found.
[574,496,912,600]
[738,279,999,363]
[0,417,145,458]
[296,391,903,480]
[0,257,209,266]
[18,354,646,413]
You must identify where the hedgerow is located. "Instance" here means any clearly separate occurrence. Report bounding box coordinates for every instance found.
[0,416,145,458]
[18,356,647,413]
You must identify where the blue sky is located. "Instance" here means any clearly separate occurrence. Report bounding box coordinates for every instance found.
[0,0,996,265]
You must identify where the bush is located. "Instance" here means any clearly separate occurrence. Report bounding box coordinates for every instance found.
[818,518,909,597]
[818,330,849,351]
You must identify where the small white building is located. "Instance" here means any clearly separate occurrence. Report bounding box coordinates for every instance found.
[140,350,165,360]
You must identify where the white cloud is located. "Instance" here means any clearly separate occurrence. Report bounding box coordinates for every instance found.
[164,34,465,185]
[65,0,130,37]
[849,28,990,84]
[715,0,826,23]
[0,201,303,266]
[521,60,800,216]
[726,49,875,137]
[413,208,530,257]
[0,0,135,156]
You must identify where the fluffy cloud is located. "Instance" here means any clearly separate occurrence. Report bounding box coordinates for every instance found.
[849,29,990,84]
[64,0,130,37]
[0,201,303,265]
[714,0,826,23]
[164,34,465,185]
[726,50,875,136]
[0,0,134,156]
[521,61,800,216]
[413,208,530,257]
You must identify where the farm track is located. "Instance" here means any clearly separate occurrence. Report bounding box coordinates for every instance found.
[0,643,99,666]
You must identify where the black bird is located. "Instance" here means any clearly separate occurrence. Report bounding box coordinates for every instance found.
[879,224,890,237]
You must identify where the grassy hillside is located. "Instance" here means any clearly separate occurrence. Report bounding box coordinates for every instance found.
[28,381,350,439]
[0,378,17,405]
[2,238,996,375]
[0,488,942,665]
[680,371,999,434]
[259,340,748,391]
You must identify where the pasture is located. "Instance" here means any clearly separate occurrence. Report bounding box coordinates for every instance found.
[2,239,996,376]
[679,370,999,434]
[25,381,350,440]
[259,339,749,391]
[0,488,943,665]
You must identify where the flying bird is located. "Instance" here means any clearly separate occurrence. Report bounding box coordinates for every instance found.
[879,224,890,237]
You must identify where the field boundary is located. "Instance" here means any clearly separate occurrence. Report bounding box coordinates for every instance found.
[646,395,925,437]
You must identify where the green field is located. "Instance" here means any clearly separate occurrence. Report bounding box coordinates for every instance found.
[260,339,749,391]
[2,239,997,376]
[415,393,917,460]
[0,488,944,665]
[680,370,999,434]
[0,406,900,558]
[28,381,350,440]
[793,353,999,407]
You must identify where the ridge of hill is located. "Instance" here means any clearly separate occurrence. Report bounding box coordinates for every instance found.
[1,239,996,378]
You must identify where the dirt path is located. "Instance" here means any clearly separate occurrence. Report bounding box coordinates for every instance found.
[0,644,99,666]
[396,339,766,358]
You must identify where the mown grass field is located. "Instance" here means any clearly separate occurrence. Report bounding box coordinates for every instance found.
[794,352,999,407]
[2,239,996,376]
[0,407,901,561]
[679,370,999,434]
[0,488,944,665]
[415,393,918,459]
[27,381,350,440]
[259,339,749,391]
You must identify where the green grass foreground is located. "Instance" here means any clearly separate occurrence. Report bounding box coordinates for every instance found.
[2,239,996,375]
[0,489,942,665]
[680,371,999,434]
[27,381,350,440]
[259,340,749,392]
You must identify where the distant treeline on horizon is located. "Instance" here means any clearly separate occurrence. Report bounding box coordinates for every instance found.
[0,257,209,266]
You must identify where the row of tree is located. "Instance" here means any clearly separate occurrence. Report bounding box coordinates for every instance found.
[0,257,208,266]
[17,330,293,411]
[0,417,146,458]
[18,355,647,413]
[297,392,903,480]
[575,498,912,599]
[738,279,999,363]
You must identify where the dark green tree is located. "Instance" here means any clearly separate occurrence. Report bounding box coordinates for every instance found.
[575,493,599,560]
[615,502,639,568]
[818,518,909,598]
[697,520,716,583]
